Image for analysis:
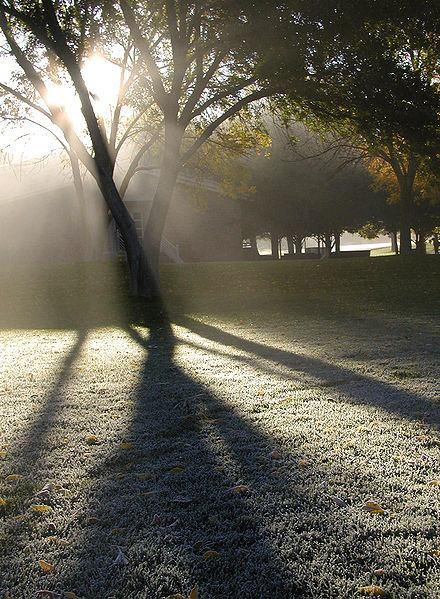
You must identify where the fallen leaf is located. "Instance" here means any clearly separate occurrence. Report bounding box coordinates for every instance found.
[203,550,220,561]
[31,504,53,513]
[0,498,7,507]
[373,569,386,576]
[228,484,250,495]
[202,417,222,425]
[330,495,348,508]
[428,479,440,487]
[136,472,155,481]
[172,496,192,505]
[85,435,99,445]
[189,585,198,599]
[431,549,440,557]
[86,516,99,525]
[64,593,79,599]
[38,559,55,573]
[270,449,282,460]
[112,546,128,566]
[0,450,7,459]
[13,514,27,522]
[111,527,125,535]
[364,501,386,515]
[119,442,134,450]
[5,474,23,482]
[166,595,185,599]
[46,536,69,546]
[358,585,388,596]
[256,387,265,396]
[168,465,185,475]
[298,459,309,468]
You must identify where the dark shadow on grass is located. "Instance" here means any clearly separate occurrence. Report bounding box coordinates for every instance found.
[6,304,437,598]
[54,307,336,598]
[7,328,87,472]
[175,316,440,431]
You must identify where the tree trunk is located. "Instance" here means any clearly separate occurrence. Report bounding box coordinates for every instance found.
[323,231,332,258]
[270,231,279,259]
[287,236,294,256]
[390,231,399,254]
[58,53,155,297]
[334,232,341,254]
[250,234,260,258]
[99,173,155,297]
[143,120,182,284]
[294,237,303,255]
[415,231,427,255]
[69,150,90,260]
[397,175,414,255]
[433,233,439,255]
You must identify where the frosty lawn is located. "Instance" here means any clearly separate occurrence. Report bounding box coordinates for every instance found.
[0,257,439,598]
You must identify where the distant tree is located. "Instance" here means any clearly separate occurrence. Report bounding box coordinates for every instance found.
[243,124,384,259]
[264,0,440,254]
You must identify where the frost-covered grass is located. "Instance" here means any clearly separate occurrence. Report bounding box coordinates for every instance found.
[0,256,439,598]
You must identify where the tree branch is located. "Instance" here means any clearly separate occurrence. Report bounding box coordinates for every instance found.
[180,88,271,164]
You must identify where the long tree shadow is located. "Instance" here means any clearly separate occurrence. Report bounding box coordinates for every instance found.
[0,328,87,587]
[5,329,88,467]
[53,306,390,599]
[5,305,438,598]
[175,316,440,430]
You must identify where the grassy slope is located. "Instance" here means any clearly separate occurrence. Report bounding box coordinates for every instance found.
[0,256,439,598]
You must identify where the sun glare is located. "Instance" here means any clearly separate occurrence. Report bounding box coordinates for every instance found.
[82,54,121,106]
[35,55,122,148]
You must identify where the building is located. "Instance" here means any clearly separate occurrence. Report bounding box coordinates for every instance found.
[0,160,243,265]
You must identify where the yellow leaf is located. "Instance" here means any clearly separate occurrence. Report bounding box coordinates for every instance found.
[359,585,388,596]
[119,442,134,450]
[229,484,250,494]
[13,514,27,522]
[431,549,440,557]
[46,536,69,546]
[136,472,155,481]
[298,459,309,469]
[5,474,22,482]
[364,501,386,515]
[0,450,7,459]
[0,498,7,507]
[203,550,220,561]
[86,435,99,445]
[429,479,440,487]
[168,466,185,475]
[38,559,55,573]
[189,585,198,599]
[31,504,53,513]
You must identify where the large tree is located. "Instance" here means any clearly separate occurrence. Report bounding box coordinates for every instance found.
[0,1,291,296]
